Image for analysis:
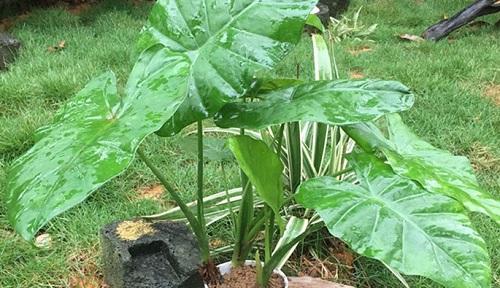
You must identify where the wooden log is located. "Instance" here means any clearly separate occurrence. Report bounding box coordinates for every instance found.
[288,276,355,288]
[423,0,500,41]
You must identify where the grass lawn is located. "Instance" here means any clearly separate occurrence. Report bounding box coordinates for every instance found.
[0,0,498,287]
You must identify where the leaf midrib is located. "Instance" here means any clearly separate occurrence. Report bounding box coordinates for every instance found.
[183,1,258,62]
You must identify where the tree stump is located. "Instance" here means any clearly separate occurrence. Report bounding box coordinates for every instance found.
[423,0,500,41]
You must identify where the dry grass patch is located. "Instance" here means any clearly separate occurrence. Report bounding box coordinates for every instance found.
[349,67,365,79]
[287,238,355,286]
[116,220,155,241]
[136,183,165,200]
[67,245,107,288]
[348,46,373,56]
[483,84,500,106]
[468,142,500,173]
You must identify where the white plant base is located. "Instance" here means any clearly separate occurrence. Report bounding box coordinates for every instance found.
[204,260,289,288]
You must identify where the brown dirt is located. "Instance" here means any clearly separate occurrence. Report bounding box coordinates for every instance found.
[115,220,155,241]
[483,84,500,106]
[67,2,92,15]
[0,13,30,32]
[348,46,372,56]
[67,245,108,288]
[349,67,365,79]
[210,266,284,288]
[286,235,356,286]
[136,183,165,200]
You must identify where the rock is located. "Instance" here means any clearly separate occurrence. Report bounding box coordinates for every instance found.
[100,220,204,288]
[0,32,20,70]
[289,276,354,288]
[311,1,351,27]
[318,0,350,18]
[314,3,331,26]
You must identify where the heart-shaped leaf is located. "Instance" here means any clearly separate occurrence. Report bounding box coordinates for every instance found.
[344,114,500,224]
[7,46,190,240]
[214,80,414,129]
[138,0,318,136]
[296,151,491,288]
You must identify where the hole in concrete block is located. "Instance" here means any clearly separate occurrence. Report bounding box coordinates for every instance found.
[128,240,167,257]
[128,240,183,279]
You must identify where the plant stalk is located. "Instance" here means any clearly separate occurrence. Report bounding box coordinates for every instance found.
[197,120,207,241]
[264,209,275,263]
[137,147,210,262]
[331,167,354,178]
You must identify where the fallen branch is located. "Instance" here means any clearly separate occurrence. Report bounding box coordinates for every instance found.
[423,0,500,41]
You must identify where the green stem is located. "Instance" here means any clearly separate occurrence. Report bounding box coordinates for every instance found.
[197,121,207,234]
[264,209,274,263]
[137,147,210,262]
[331,167,354,178]
[221,162,236,236]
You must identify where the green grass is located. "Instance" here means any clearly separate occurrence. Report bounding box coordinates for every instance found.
[0,0,499,287]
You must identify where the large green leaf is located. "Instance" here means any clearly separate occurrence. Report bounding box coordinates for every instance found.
[6,46,190,240]
[344,114,500,223]
[296,151,491,288]
[227,135,284,218]
[139,0,318,136]
[383,114,500,223]
[214,80,414,130]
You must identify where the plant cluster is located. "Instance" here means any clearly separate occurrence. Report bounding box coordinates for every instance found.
[5,1,498,288]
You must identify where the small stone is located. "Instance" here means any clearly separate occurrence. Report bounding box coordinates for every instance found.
[34,233,52,248]
[0,32,21,70]
[101,220,204,288]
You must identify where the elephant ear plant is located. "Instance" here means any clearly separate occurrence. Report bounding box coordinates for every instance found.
[213,33,499,288]
[6,0,320,285]
[5,1,499,288]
